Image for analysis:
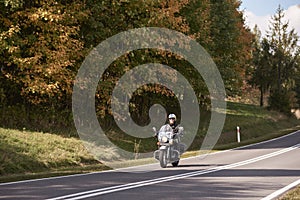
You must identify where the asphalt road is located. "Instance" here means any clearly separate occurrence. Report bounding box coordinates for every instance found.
[1,131,300,200]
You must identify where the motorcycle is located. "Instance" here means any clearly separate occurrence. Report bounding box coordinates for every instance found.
[153,126,185,168]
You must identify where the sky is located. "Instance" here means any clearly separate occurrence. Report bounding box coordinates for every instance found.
[239,0,300,38]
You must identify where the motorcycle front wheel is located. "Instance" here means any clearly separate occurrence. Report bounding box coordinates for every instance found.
[159,150,167,168]
[172,160,179,167]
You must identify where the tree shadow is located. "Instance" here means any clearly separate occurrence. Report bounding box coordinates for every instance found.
[174,164,224,168]
[0,142,47,176]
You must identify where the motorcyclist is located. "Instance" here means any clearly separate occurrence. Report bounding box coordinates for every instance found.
[159,113,180,134]
[153,113,185,167]
[157,114,184,149]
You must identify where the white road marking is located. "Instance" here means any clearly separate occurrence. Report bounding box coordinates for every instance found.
[261,178,300,200]
[48,143,300,200]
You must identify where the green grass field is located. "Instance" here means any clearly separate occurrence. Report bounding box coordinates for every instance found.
[0,101,299,184]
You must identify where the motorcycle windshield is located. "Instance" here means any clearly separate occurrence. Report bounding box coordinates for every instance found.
[158,131,173,141]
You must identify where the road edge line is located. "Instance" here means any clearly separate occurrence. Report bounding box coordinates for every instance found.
[47,143,300,200]
[261,178,300,200]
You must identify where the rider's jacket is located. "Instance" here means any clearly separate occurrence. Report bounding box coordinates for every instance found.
[159,123,183,135]
[159,124,175,133]
[157,123,185,153]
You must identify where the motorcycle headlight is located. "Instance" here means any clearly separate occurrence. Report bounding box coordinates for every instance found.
[161,136,168,143]
[169,139,173,145]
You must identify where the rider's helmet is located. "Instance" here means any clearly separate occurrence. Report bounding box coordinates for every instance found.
[168,113,176,120]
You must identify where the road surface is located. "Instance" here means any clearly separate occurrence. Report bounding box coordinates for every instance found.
[1,131,300,200]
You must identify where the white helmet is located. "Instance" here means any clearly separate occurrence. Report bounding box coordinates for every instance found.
[168,113,176,120]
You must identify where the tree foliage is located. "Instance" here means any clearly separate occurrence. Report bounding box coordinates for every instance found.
[0,0,255,133]
[248,26,273,106]
[0,0,86,107]
[182,0,253,96]
[250,6,299,112]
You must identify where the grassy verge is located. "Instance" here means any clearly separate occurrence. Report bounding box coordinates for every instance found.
[0,101,299,183]
[0,128,111,183]
[214,102,300,149]
[215,125,300,150]
[0,164,110,183]
[279,186,300,200]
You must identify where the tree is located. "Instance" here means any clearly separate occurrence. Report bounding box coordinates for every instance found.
[294,48,300,106]
[180,0,212,49]
[0,0,257,134]
[250,5,299,112]
[208,0,253,96]
[0,0,86,107]
[249,26,273,106]
[181,0,254,97]
[266,5,299,112]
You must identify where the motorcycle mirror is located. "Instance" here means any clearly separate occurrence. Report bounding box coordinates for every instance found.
[152,127,157,133]
[179,127,184,133]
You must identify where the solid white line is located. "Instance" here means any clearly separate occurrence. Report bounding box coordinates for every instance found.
[233,130,299,150]
[0,169,117,186]
[182,130,300,164]
[1,130,298,186]
[47,143,300,200]
[261,178,300,200]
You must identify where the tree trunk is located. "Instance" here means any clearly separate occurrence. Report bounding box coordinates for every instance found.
[260,87,264,107]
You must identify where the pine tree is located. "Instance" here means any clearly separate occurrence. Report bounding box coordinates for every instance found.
[249,25,272,106]
[262,5,299,112]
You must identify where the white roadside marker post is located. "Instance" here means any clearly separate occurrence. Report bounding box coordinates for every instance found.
[237,126,241,143]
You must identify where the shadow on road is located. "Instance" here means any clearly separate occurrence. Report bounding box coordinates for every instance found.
[1,168,299,200]
[174,164,224,168]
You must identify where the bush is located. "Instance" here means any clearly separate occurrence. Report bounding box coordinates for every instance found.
[268,89,298,114]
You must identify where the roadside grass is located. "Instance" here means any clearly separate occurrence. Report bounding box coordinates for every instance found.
[215,102,299,149]
[279,186,300,200]
[0,164,110,184]
[0,101,299,184]
[0,128,110,182]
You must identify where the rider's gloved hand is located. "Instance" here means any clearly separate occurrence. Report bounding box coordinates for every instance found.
[173,127,179,133]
